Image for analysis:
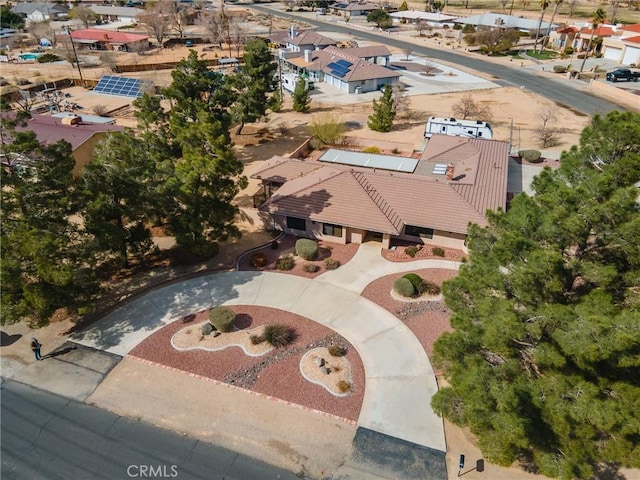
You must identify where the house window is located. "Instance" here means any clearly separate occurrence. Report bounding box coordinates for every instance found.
[322,223,343,237]
[286,216,306,231]
[405,225,434,239]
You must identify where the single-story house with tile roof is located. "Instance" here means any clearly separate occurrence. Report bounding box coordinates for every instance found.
[330,2,381,17]
[88,5,144,25]
[251,135,509,250]
[273,26,338,52]
[69,28,149,51]
[284,46,399,93]
[3,113,122,176]
[12,2,68,22]
[601,23,640,65]
[390,11,457,26]
[454,13,557,33]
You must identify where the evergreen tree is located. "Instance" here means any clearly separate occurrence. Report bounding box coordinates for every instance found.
[1,127,97,325]
[134,51,247,256]
[229,39,278,134]
[398,0,409,11]
[292,78,310,113]
[367,84,395,132]
[432,111,640,479]
[80,131,158,268]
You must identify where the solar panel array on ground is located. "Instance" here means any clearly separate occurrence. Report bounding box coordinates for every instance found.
[93,75,152,98]
[326,59,353,78]
[319,148,418,173]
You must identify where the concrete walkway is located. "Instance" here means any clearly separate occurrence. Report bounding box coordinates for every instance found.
[70,242,465,478]
[318,242,461,294]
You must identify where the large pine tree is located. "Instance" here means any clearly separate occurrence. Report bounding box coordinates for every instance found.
[367,84,395,132]
[432,111,640,479]
[1,126,98,325]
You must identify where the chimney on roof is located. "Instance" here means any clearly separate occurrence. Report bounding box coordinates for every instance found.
[304,49,312,63]
[289,25,296,38]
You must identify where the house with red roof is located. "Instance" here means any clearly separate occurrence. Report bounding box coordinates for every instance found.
[69,28,149,52]
[251,135,509,250]
[602,23,640,65]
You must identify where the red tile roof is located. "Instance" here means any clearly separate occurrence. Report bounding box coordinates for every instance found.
[252,135,509,235]
[579,26,616,37]
[623,35,640,44]
[70,28,148,44]
[621,23,640,33]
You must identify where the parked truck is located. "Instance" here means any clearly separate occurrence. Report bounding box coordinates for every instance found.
[605,69,640,82]
[424,117,493,139]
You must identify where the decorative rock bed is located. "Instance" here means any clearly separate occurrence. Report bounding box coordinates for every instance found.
[299,348,354,397]
[171,322,273,357]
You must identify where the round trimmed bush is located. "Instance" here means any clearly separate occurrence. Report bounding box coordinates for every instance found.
[393,277,415,297]
[402,273,423,292]
[295,238,318,260]
[250,252,267,268]
[324,258,341,270]
[208,306,236,332]
[519,150,542,163]
[328,345,347,357]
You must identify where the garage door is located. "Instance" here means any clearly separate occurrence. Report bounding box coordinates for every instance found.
[622,47,640,66]
[604,47,622,61]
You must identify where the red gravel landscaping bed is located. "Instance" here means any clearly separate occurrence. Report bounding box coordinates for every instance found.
[237,234,360,279]
[361,268,458,357]
[382,242,466,262]
[129,305,365,422]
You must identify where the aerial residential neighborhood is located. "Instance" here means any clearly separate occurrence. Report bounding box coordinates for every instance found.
[1,1,639,479]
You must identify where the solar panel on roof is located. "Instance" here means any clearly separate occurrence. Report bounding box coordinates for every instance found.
[93,75,152,98]
[331,69,347,78]
[336,59,353,68]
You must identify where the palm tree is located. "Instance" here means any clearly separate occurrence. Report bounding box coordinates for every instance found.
[533,0,550,54]
[579,8,606,72]
[544,0,563,49]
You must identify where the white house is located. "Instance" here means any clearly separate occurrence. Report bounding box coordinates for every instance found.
[601,24,640,66]
[12,3,69,22]
[390,11,457,26]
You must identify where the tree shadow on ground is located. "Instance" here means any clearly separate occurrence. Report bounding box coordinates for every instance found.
[0,331,22,347]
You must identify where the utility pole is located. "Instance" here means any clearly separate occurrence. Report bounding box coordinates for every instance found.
[66,26,84,85]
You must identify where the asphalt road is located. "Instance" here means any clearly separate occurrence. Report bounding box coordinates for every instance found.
[1,380,299,480]
[248,5,621,116]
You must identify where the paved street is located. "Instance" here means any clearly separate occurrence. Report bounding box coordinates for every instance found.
[0,380,299,480]
[248,5,621,116]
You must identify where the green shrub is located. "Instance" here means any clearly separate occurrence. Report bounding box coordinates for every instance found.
[324,258,341,270]
[37,53,61,63]
[201,322,214,335]
[263,323,297,348]
[553,65,567,73]
[363,146,381,154]
[328,345,347,357]
[420,281,441,295]
[402,273,423,292]
[250,334,264,345]
[404,246,420,257]
[432,247,445,257]
[208,306,236,332]
[276,255,295,270]
[337,380,351,393]
[295,238,318,260]
[250,252,267,268]
[518,150,542,162]
[303,262,319,273]
[393,277,415,297]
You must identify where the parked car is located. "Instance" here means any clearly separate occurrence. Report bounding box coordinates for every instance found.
[605,68,640,82]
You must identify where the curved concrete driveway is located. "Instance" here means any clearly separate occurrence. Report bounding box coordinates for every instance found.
[74,245,461,454]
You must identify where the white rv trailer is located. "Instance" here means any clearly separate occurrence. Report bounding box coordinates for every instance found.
[424,116,493,139]
[281,73,314,93]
